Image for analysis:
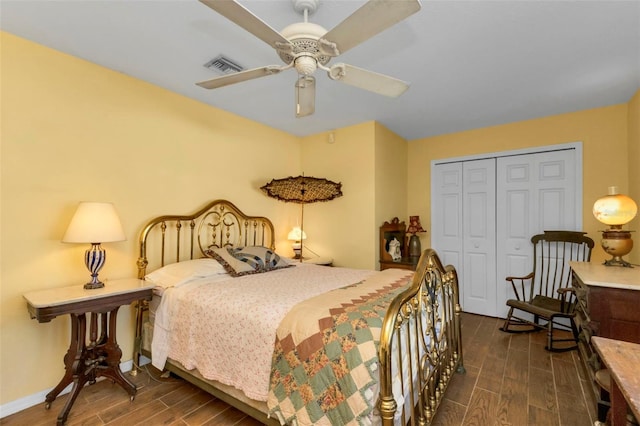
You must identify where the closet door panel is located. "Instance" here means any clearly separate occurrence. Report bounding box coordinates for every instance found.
[432,163,463,275]
[506,190,529,239]
[538,153,576,230]
[462,159,496,316]
[539,189,565,230]
[496,150,577,317]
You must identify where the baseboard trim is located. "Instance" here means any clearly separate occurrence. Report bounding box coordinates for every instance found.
[0,357,150,418]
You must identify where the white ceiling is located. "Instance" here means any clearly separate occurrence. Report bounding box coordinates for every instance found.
[2,0,639,140]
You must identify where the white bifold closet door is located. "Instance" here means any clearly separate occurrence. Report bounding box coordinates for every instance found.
[432,146,580,318]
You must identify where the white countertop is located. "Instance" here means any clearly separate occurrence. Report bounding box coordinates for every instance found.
[570,261,640,291]
[23,278,155,308]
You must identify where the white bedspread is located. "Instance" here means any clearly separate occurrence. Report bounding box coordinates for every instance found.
[152,263,375,401]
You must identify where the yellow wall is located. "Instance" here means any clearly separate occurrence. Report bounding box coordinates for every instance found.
[627,90,640,265]
[300,123,377,269]
[374,123,408,264]
[0,32,302,405]
[407,103,632,265]
[298,122,408,270]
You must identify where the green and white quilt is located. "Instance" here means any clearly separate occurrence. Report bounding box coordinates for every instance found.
[267,269,413,426]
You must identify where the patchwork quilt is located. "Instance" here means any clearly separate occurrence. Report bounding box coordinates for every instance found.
[267,269,413,426]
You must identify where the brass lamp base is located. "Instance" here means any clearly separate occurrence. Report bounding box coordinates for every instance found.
[601,230,634,268]
[603,257,632,268]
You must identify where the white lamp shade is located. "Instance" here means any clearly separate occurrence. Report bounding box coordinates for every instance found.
[287,226,307,241]
[593,186,638,226]
[62,202,126,243]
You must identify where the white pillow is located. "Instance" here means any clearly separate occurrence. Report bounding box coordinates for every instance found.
[145,258,227,288]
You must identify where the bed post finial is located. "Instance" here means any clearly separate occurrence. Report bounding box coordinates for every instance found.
[137,257,148,279]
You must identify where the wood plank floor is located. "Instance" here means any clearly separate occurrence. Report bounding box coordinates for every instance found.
[1,313,597,425]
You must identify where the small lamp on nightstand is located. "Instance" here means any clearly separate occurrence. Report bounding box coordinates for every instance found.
[62,202,126,289]
[407,215,426,258]
[287,226,307,259]
[593,186,637,267]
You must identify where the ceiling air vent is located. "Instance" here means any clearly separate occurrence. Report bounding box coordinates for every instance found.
[204,55,244,75]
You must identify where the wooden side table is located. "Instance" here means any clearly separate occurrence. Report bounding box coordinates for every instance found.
[24,278,154,426]
[591,337,640,425]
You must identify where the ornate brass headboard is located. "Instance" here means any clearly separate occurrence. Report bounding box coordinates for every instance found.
[137,199,275,278]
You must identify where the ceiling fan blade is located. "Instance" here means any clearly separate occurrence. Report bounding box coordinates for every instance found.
[196,66,284,89]
[199,0,292,52]
[319,0,421,56]
[295,75,315,118]
[328,63,409,97]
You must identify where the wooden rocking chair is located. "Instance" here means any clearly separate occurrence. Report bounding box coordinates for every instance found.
[501,230,594,352]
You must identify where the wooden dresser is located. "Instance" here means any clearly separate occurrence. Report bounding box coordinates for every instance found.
[570,261,640,410]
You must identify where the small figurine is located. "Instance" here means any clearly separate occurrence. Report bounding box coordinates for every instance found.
[388,237,402,261]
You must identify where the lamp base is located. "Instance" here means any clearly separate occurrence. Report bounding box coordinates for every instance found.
[601,230,634,268]
[408,234,421,258]
[84,280,105,290]
[603,257,633,268]
[292,242,302,260]
[84,243,106,289]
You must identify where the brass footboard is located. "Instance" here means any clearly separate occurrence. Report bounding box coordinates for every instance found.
[377,249,464,425]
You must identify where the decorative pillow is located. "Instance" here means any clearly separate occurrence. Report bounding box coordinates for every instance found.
[206,246,292,277]
[145,258,227,288]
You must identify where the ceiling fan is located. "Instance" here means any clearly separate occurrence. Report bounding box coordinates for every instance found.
[196,0,421,117]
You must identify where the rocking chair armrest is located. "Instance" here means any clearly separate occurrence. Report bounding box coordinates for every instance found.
[505,272,534,301]
[505,272,535,282]
[557,287,577,312]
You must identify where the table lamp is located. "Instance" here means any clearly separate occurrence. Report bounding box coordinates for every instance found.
[407,215,426,258]
[62,202,126,289]
[593,186,637,267]
[287,226,307,259]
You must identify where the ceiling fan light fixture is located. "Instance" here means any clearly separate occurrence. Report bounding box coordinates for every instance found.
[295,55,318,75]
[294,55,317,75]
[295,75,315,117]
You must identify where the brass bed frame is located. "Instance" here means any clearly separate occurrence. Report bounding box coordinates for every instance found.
[132,199,464,425]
